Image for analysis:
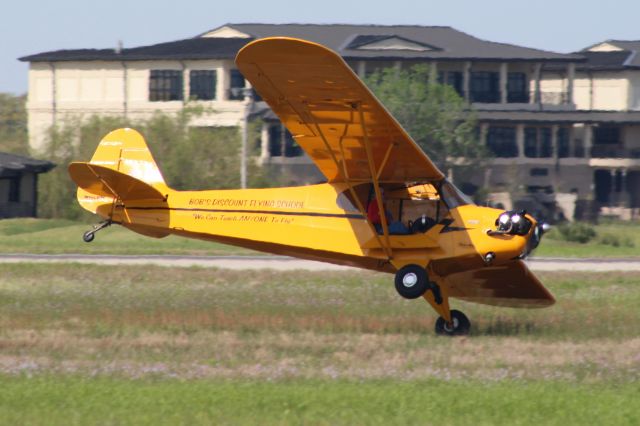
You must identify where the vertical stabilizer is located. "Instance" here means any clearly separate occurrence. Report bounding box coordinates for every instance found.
[89,128,167,188]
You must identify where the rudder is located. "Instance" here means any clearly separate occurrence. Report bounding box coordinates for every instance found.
[89,128,167,187]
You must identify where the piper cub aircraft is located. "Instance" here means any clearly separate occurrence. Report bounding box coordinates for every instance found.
[69,37,554,336]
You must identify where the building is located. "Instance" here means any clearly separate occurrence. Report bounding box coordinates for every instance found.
[0,152,54,218]
[18,24,640,219]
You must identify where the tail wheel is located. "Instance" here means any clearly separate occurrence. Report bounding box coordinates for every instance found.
[394,265,428,299]
[435,310,471,336]
[82,231,95,243]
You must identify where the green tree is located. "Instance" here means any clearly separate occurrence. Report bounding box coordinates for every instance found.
[0,93,29,155]
[364,65,489,190]
[38,110,270,219]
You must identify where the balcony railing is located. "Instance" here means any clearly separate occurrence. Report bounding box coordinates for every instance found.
[538,91,569,105]
[468,90,570,105]
[590,146,640,159]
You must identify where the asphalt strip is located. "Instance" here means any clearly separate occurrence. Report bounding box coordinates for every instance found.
[1,254,640,272]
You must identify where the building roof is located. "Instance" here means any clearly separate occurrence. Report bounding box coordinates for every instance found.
[0,152,55,177]
[20,23,582,63]
[19,38,249,62]
[572,40,640,70]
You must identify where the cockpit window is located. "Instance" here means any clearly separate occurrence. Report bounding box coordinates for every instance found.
[439,180,474,208]
[336,189,360,212]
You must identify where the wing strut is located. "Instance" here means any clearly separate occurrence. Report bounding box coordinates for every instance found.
[337,130,392,259]
[357,104,393,257]
[304,102,393,259]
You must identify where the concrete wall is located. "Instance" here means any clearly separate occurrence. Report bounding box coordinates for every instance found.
[26,59,247,152]
[545,71,632,110]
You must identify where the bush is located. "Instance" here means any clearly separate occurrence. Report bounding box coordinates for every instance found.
[555,222,597,244]
[598,233,635,248]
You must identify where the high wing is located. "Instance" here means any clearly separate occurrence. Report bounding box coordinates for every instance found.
[235,37,445,185]
[443,260,555,308]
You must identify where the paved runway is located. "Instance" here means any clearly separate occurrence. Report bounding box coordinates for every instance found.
[1,254,640,272]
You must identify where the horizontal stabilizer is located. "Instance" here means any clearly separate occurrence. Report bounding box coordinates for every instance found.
[69,162,166,201]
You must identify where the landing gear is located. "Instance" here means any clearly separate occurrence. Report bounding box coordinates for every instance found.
[82,220,111,243]
[435,310,471,336]
[394,265,428,299]
[394,265,471,336]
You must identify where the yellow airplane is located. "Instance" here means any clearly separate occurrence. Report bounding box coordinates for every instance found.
[69,37,554,336]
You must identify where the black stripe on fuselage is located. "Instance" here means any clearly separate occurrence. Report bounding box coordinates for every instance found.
[438,218,469,233]
[126,206,365,220]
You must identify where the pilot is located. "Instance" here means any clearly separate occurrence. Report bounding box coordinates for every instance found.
[367,190,410,235]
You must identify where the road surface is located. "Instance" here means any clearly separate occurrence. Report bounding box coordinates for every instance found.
[1,254,640,272]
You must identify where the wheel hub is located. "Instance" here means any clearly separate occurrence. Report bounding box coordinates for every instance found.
[443,317,459,333]
[402,272,418,288]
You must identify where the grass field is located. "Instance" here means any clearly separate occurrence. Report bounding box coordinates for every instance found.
[2,217,640,258]
[0,263,639,424]
[0,218,254,255]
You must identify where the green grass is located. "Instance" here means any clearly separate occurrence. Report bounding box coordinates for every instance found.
[0,377,637,426]
[1,264,640,424]
[536,221,640,257]
[0,218,255,255]
[1,264,639,340]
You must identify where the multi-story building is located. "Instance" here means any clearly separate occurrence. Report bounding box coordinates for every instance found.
[19,24,640,219]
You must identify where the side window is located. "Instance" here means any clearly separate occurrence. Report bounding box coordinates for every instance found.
[189,70,216,100]
[229,69,246,100]
[149,70,183,101]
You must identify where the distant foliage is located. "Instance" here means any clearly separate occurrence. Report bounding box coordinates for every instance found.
[38,109,269,219]
[597,233,635,248]
[364,65,490,184]
[0,93,29,155]
[554,222,597,244]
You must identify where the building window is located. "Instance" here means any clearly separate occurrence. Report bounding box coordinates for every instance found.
[438,71,464,97]
[530,168,549,177]
[593,126,620,145]
[8,177,20,202]
[592,126,621,158]
[557,127,570,158]
[540,128,552,157]
[149,70,183,101]
[524,127,552,158]
[268,125,303,157]
[470,71,499,103]
[507,72,529,103]
[524,128,537,158]
[486,126,517,157]
[229,69,246,100]
[268,125,282,157]
[189,70,217,100]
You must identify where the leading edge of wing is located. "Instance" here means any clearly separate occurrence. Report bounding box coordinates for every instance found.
[235,37,445,184]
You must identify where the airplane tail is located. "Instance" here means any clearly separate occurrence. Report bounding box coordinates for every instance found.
[68,128,169,216]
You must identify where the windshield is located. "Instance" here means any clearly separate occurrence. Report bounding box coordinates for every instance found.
[439,180,474,209]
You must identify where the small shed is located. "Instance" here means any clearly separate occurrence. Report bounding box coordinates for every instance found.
[0,152,55,218]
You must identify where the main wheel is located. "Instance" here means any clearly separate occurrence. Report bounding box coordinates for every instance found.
[83,231,95,243]
[435,310,471,336]
[394,265,428,299]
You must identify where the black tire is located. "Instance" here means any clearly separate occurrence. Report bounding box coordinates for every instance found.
[435,310,471,336]
[394,265,428,299]
[83,231,95,243]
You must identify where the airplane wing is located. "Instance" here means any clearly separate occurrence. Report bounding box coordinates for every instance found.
[443,260,555,308]
[235,37,445,185]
